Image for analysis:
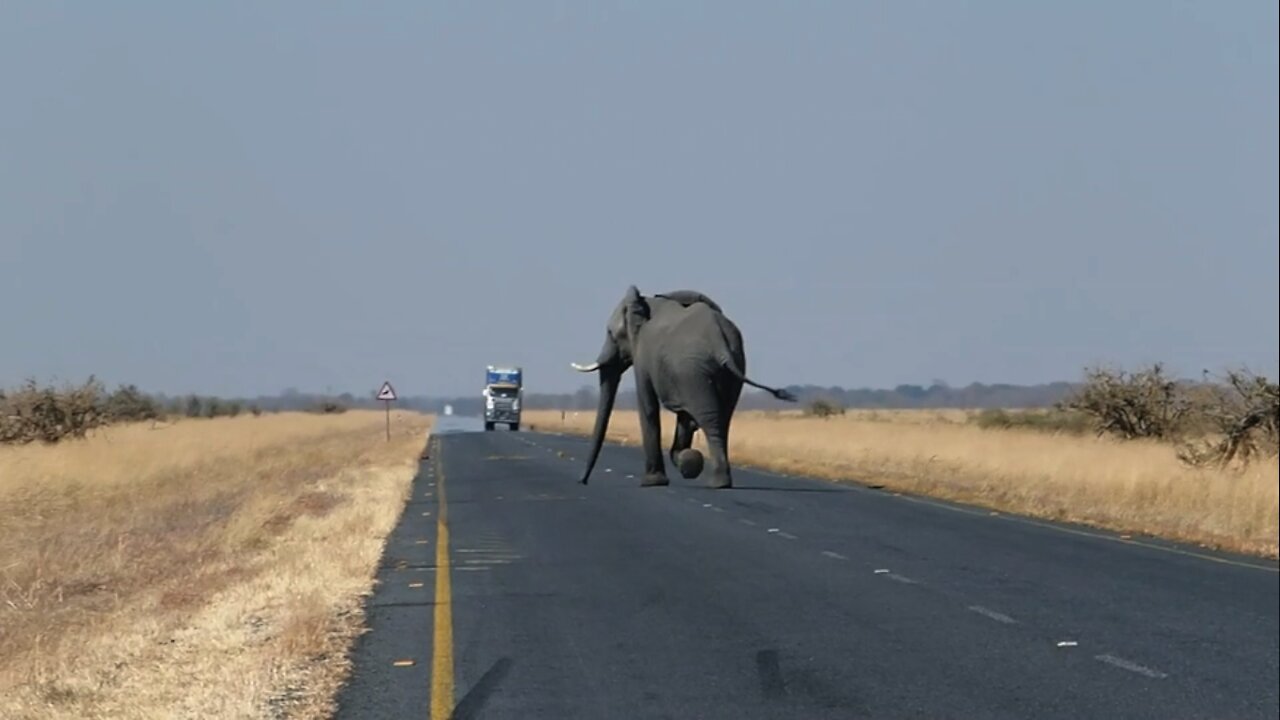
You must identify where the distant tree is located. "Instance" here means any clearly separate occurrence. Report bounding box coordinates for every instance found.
[204,397,223,418]
[1177,368,1279,467]
[1058,363,1192,440]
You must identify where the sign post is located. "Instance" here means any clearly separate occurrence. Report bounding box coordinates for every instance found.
[376,381,397,441]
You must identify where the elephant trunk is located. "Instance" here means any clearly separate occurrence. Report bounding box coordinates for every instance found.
[579,365,621,485]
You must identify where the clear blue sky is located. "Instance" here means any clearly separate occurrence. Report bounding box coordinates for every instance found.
[2,2,1276,398]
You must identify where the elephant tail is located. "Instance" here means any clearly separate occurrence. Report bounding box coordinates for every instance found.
[717,354,798,402]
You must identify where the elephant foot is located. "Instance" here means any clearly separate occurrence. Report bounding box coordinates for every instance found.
[676,449,704,479]
[641,472,670,487]
[709,473,733,489]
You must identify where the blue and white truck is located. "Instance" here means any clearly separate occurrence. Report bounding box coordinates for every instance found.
[483,365,523,431]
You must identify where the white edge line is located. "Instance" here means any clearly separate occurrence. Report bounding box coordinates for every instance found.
[821,551,847,560]
[739,519,758,526]
[1094,654,1168,679]
[777,531,798,540]
[885,573,918,584]
[967,605,1017,624]
[888,491,1278,573]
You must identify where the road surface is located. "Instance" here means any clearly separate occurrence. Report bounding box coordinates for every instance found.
[334,417,1279,719]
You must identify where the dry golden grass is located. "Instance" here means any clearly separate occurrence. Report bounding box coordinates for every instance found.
[0,410,433,719]
[525,408,1279,558]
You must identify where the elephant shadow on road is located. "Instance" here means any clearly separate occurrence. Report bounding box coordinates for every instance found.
[684,482,854,494]
[451,657,515,720]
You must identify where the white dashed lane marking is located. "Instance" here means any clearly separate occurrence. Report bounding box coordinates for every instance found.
[967,605,1017,624]
[501,438,1182,687]
[1094,654,1168,679]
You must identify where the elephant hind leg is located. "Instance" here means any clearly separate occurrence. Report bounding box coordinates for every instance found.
[687,414,735,489]
[695,377,742,489]
[697,420,732,489]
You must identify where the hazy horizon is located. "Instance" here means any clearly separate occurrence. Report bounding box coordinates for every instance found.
[3,3,1276,399]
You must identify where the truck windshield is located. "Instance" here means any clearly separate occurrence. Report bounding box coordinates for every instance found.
[490,387,519,397]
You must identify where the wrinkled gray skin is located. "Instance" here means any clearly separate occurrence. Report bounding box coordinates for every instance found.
[572,286,797,489]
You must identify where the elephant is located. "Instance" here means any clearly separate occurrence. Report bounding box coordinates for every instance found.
[570,286,797,489]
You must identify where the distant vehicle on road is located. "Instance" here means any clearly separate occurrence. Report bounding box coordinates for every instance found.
[483,365,522,431]
[443,404,453,416]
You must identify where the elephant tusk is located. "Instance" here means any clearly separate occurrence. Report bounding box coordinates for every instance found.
[570,362,601,372]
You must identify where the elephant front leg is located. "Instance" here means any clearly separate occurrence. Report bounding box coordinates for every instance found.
[669,412,697,470]
[635,373,669,487]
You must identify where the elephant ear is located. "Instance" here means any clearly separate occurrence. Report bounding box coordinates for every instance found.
[623,285,650,340]
[655,289,723,314]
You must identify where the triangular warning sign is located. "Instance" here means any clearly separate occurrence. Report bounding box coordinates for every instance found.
[376,381,397,401]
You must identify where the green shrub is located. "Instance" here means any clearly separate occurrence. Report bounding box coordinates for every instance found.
[970,408,1092,435]
[804,398,845,418]
[104,383,163,422]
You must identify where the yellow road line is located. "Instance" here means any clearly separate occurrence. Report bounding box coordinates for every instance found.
[430,439,454,720]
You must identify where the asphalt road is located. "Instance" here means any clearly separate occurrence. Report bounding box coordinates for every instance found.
[334,417,1279,719]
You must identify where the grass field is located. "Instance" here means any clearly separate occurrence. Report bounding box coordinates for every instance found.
[0,410,432,720]
[2,402,1271,718]
[523,408,1279,559]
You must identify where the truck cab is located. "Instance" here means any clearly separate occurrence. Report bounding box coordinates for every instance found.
[483,365,523,431]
